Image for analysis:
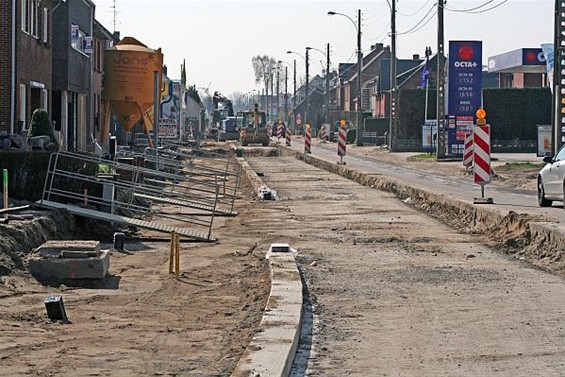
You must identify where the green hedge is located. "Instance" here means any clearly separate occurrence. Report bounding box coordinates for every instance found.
[0,151,102,203]
[0,151,52,201]
[395,87,551,141]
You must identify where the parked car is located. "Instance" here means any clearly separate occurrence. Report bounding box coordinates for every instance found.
[537,146,565,207]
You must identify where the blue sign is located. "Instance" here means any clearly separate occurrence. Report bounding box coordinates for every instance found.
[522,48,545,66]
[448,41,483,117]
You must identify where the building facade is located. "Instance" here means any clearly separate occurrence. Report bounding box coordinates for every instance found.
[51,0,94,151]
[0,0,53,134]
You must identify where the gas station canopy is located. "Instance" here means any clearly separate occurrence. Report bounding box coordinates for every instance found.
[487,48,547,73]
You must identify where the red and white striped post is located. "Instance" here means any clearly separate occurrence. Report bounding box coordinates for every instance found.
[337,120,347,165]
[285,127,291,147]
[266,124,272,139]
[463,133,473,168]
[473,108,493,204]
[304,124,312,154]
[277,121,283,139]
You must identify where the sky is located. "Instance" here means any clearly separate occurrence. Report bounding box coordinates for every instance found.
[92,0,554,97]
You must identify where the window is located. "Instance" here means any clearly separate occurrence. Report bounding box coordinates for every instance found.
[42,7,48,43]
[21,0,30,33]
[31,0,39,37]
[42,88,48,111]
[71,24,88,54]
[19,84,27,131]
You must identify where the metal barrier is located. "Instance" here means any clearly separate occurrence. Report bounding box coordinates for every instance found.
[36,147,241,241]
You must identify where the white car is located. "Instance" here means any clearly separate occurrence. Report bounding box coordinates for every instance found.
[538,146,565,207]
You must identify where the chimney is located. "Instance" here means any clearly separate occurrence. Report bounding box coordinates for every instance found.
[413,54,420,60]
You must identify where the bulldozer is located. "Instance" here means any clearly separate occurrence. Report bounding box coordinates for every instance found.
[239,103,269,147]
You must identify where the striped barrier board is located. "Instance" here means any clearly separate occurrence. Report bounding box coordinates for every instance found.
[473,124,491,184]
[320,124,329,140]
[286,128,291,146]
[463,133,473,167]
[304,128,311,154]
[337,128,347,157]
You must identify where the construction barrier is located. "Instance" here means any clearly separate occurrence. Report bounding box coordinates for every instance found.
[320,124,330,140]
[286,127,292,147]
[277,122,283,139]
[337,125,347,164]
[472,108,493,204]
[304,124,312,154]
[266,124,272,138]
[463,133,473,168]
[473,125,491,184]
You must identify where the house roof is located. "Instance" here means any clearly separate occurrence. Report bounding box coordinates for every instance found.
[378,57,428,92]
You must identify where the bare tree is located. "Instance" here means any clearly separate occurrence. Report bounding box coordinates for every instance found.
[252,55,277,114]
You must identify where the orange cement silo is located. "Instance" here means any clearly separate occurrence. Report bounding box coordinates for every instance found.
[102,36,163,146]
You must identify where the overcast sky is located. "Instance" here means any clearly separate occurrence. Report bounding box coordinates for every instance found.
[92,1,554,97]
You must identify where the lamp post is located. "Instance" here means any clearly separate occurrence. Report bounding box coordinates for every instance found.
[306,45,331,125]
[328,10,363,146]
[287,50,307,126]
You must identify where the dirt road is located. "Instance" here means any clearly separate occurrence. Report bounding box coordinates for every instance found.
[0,190,271,376]
[244,156,565,376]
[1,144,564,376]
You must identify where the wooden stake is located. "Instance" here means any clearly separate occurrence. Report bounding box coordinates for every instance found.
[169,231,175,274]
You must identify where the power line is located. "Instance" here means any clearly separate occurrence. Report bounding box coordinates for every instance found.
[397,0,433,17]
[460,0,509,14]
[397,3,437,36]
[445,0,508,14]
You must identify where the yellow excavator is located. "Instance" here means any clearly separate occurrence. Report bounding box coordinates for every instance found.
[239,103,269,147]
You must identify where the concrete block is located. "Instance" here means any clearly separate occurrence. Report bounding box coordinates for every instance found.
[29,250,110,280]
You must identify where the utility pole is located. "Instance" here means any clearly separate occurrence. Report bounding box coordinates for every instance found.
[285,66,288,126]
[270,70,274,122]
[326,42,331,124]
[356,9,363,146]
[293,59,297,110]
[436,0,446,159]
[390,0,397,150]
[306,47,310,127]
[553,0,565,155]
[265,74,269,119]
[276,65,280,121]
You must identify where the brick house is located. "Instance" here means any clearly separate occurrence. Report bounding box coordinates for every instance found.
[51,0,94,151]
[0,0,53,134]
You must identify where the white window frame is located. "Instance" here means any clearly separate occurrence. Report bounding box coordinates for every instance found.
[19,84,27,131]
[42,7,48,43]
[21,0,30,33]
[42,88,48,111]
[31,0,39,38]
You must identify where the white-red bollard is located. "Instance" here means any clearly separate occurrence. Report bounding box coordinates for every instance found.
[286,127,291,146]
[304,124,312,154]
[463,133,473,168]
[277,122,283,139]
[337,122,347,164]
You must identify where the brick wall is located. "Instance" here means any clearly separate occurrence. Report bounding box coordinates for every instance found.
[0,1,13,132]
[0,0,52,134]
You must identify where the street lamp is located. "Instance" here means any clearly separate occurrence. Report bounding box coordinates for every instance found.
[287,50,309,127]
[328,9,363,146]
[306,44,331,125]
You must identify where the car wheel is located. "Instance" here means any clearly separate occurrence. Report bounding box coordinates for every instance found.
[538,177,552,207]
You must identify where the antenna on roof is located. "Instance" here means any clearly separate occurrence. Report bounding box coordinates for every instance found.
[112,0,118,33]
